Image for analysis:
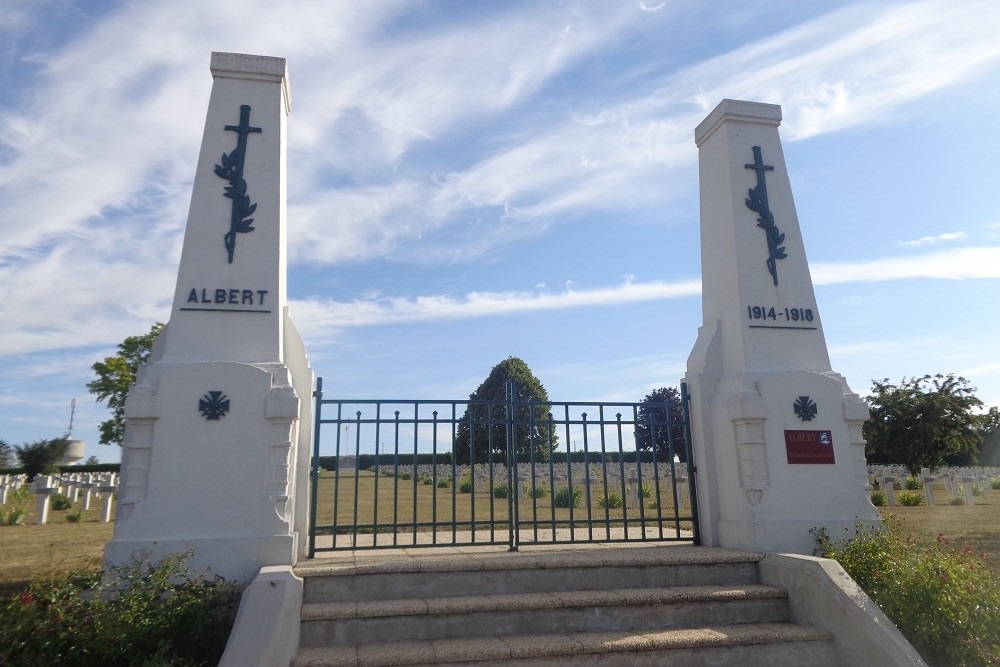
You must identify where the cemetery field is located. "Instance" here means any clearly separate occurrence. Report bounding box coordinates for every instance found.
[0,517,113,595]
[311,469,696,538]
[1,483,998,594]
[879,487,1000,568]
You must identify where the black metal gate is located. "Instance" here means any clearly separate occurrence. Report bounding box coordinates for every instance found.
[308,379,699,554]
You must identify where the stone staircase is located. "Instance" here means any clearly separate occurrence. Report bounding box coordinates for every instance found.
[291,545,836,666]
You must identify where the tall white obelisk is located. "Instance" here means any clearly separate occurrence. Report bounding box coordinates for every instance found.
[685,100,877,554]
[105,53,313,582]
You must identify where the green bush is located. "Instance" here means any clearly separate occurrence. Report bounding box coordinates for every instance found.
[65,509,84,523]
[492,483,509,499]
[523,483,547,499]
[49,493,73,511]
[948,497,965,506]
[553,485,582,508]
[0,487,32,526]
[436,477,452,489]
[971,485,982,497]
[991,478,1000,490]
[896,491,924,506]
[0,551,241,666]
[637,483,655,499]
[904,476,921,490]
[598,491,623,509]
[813,520,999,666]
[870,490,886,507]
[398,472,412,480]
[459,474,473,494]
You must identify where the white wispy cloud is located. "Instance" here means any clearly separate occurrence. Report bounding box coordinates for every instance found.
[292,279,702,333]
[897,231,967,248]
[293,243,1000,335]
[813,246,1000,283]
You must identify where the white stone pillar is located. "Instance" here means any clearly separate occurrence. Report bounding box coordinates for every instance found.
[684,100,878,553]
[104,53,313,583]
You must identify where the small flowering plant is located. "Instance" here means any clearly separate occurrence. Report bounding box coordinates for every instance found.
[812,518,999,666]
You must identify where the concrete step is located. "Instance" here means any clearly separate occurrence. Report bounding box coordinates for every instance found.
[292,545,836,666]
[296,545,762,603]
[293,623,837,666]
[299,584,789,647]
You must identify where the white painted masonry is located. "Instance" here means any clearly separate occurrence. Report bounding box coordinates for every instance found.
[685,99,878,554]
[104,53,313,583]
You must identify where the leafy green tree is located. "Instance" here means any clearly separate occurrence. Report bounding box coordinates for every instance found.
[634,387,687,463]
[14,437,69,480]
[864,374,984,476]
[976,406,1000,467]
[454,357,557,464]
[0,439,14,468]
[87,322,165,446]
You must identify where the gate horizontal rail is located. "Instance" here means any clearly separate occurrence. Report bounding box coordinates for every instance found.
[308,379,699,554]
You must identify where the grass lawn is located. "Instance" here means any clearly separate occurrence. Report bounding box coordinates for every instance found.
[878,487,1000,569]
[1,482,996,593]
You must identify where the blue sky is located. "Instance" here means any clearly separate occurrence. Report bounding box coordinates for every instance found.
[2,0,999,464]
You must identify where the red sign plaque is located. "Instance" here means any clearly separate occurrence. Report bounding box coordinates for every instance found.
[784,430,835,464]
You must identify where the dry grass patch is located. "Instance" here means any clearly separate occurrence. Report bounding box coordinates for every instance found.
[880,487,1000,569]
[0,521,113,593]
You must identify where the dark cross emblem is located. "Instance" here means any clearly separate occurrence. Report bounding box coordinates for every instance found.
[793,396,818,421]
[199,391,231,420]
[745,146,787,286]
[215,104,261,263]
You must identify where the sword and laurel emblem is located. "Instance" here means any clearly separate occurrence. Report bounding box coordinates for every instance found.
[215,104,261,263]
[744,145,787,286]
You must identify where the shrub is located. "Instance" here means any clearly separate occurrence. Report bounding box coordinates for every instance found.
[49,493,73,511]
[459,474,473,494]
[813,520,1000,666]
[971,484,982,497]
[398,472,412,480]
[895,491,924,506]
[647,498,659,510]
[991,478,1000,490]
[0,486,32,525]
[598,491,623,509]
[948,497,965,506]
[553,485,582,508]
[436,478,451,489]
[65,509,84,523]
[523,483,547,499]
[422,477,433,485]
[637,483,655,499]
[492,483,509,499]
[0,551,241,666]
[904,476,921,490]
[870,490,886,506]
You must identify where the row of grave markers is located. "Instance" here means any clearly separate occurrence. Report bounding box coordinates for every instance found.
[1,472,118,524]
[333,460,693,509]
[868,465,999,507]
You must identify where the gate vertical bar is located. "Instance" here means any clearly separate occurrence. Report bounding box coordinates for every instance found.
[308,377,323,557]
[681,382,701,545]
[506,381,518,551]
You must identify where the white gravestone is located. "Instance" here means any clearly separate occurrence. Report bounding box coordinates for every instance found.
[685,99,877,554]
[104,53,313,583]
